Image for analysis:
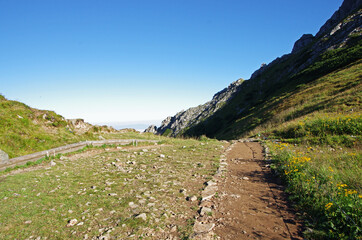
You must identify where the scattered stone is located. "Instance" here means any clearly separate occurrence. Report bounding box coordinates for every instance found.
[50,160,56,166]
[188,196,198,202]
[135,213,147,221]
[0,149,9,164]
[242,177,249,180]
[108,193,117,196]
[24,220,32,224]
[170,225,177,232]
[179,189,187,195]
[193,221,215,234]
[160,154,165,158]
[77,222,84,226]
[129,202,138,209]
[67,219,78,227]
[205,180,217,186]
[200,207,212,216]
[201,185,218,201]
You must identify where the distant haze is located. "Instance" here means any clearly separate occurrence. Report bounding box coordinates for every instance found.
[93,120,162,132]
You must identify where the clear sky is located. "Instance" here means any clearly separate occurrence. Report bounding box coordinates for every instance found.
[0,0,343,128]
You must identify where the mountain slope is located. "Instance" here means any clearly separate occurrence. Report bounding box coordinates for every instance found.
[147,79,244,136]
[156,0,362,140]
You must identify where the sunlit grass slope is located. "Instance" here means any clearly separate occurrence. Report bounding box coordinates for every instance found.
[0,95,103,158]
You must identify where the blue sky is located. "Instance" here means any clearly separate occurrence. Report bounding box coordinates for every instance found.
[0,0,343,128]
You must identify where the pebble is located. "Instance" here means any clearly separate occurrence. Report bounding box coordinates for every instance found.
[67,219,78,227]
[129,202,138,209]
[189,196,198,202]
[135,213,147,221]
[200,207,212,216]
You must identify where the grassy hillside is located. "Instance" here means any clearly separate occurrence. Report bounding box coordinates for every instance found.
[183,37,361,140]
[0,95,114,158]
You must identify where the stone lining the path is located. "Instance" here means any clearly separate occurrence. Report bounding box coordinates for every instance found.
[191,141,235,239]
[191,138,260,240]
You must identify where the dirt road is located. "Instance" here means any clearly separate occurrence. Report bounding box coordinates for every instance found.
[194,140,304,239]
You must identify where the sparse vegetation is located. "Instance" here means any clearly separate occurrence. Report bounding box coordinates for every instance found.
[0,134,223,239]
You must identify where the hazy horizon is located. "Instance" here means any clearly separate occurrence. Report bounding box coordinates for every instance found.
[92,120,163,131]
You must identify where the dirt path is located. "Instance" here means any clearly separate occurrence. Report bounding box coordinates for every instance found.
[195,141,304,239]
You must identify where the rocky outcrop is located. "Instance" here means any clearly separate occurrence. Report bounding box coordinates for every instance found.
[67,119,93,134]
[316,0,362,38]
[145,79,244,136]
[252,0,361,80]
[292,34,315,53]
[0,150,9,164]
[144,125,157,134]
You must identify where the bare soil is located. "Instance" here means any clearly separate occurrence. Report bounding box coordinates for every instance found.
[212,141,304,239]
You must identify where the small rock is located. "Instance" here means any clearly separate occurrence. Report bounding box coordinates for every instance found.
[200,207,212,216]
[160,154,165,158]
[188,196,198,202]
[24,220,32,224]
[67,219,78,227]
[179,189,187,195]
[135,213,147,221]
[242,177,249,180]
[205,180,217,186]
[170,225,177,232]
[193,221,215,234]
[0,149,9,164]
[108,193,117,196]
[129,202,138,209]
[50,160,56,166]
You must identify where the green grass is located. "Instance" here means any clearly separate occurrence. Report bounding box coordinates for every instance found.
[270,114,361,147]
[268,142,361,239]
[0,136,224,239]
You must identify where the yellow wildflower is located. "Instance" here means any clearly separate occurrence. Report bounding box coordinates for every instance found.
[325,202,333,210]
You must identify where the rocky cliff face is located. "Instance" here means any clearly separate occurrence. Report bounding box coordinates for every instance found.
[146,0,361,138]
[316,0,362,38]
[145,79,244,136]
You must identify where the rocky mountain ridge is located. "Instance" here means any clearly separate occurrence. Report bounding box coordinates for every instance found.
[146,0,362,138]
[145,79,244,136]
